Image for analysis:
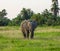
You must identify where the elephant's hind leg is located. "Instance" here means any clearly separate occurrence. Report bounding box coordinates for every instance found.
[27,30,29,39]
[22,32,26,38]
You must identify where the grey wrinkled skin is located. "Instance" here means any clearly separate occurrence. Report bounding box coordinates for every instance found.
[21,20,37,39]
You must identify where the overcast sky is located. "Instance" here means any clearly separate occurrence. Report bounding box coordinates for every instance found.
[0,0,60,19]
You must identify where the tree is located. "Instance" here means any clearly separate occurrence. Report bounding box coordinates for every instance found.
[42,9,56,26]
[21,8,34,20]
[0,9,7,18]
[10,14,22,26]
[9,8,34,26]
[51,0,59,20]
[0,9,10,26]
[31,13,44,25]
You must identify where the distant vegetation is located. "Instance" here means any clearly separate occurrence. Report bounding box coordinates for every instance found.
[0,0,60,26]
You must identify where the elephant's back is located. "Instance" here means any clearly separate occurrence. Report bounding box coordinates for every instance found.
[21,20,32,31]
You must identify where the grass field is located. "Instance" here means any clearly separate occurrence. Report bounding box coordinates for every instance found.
[0,26,60,51]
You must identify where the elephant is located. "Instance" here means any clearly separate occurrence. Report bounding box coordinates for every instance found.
[21,20,37,39]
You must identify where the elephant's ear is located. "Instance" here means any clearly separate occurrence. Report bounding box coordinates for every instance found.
[32,21,37,29]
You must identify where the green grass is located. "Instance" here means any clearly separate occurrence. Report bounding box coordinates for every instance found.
[0,26,60,51]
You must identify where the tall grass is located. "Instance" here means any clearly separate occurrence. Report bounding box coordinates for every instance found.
[0,26,60,51]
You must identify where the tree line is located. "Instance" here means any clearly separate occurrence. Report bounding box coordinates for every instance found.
[0,0,60,26]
